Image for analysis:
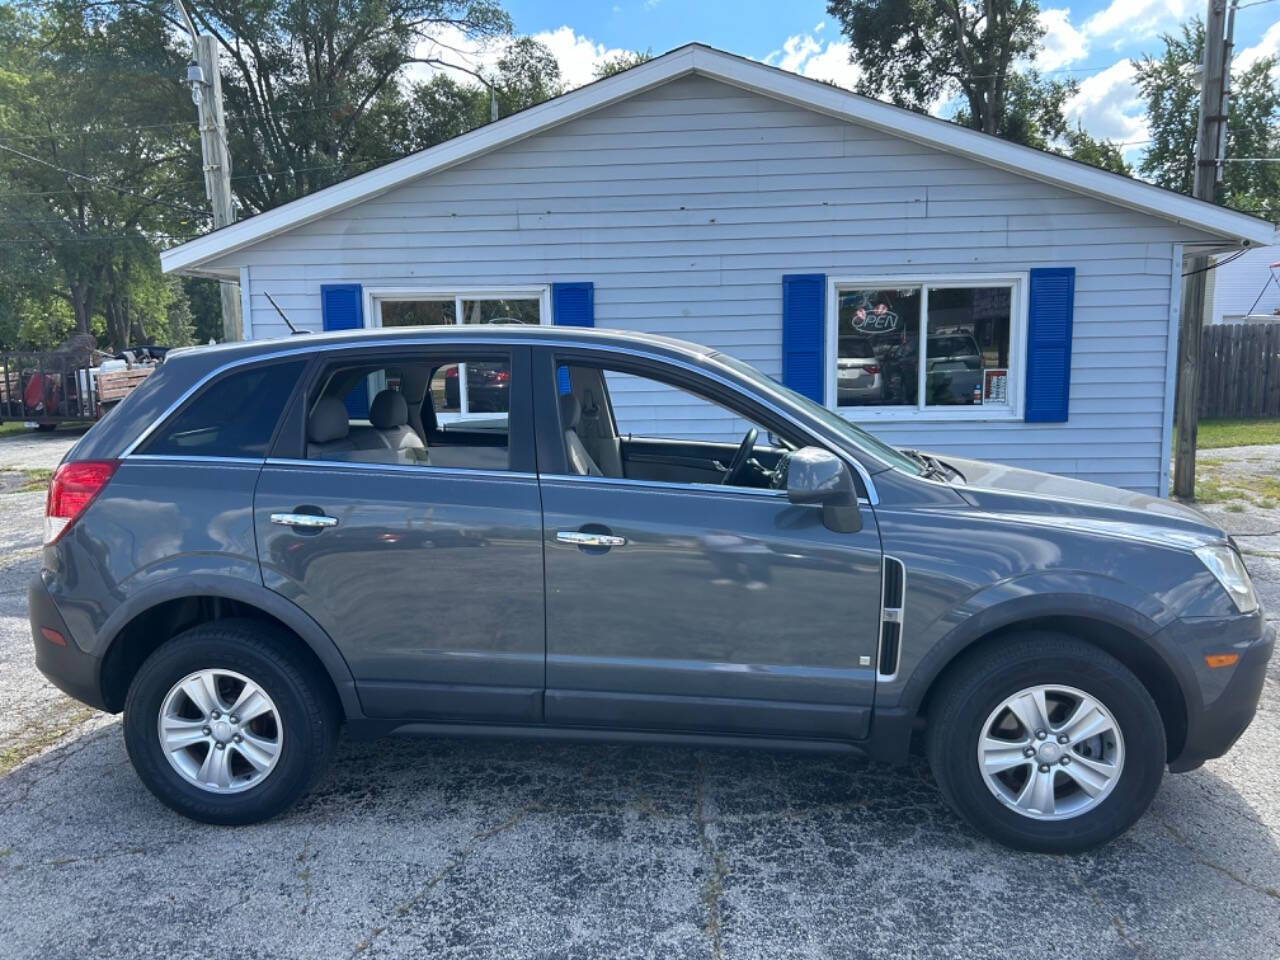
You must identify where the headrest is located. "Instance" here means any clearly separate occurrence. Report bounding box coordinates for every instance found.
[308,396,349,444]
[369,389,408,429]
[559,393,582,430]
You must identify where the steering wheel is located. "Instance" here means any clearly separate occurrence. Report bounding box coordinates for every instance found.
[722,428,758,486]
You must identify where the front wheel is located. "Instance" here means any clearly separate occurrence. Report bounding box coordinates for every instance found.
[123,619,340,825]
[927,633,1166,853]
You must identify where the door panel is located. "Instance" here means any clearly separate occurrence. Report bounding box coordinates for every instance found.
[540,476,882,739]
[619,438,785,484]
[255,463,545,723]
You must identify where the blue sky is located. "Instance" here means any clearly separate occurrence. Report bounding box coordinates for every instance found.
[455,0,1280,161]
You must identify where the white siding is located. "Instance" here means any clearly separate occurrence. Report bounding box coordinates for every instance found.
[208,75,1221,494]
[1208,244,1280,324]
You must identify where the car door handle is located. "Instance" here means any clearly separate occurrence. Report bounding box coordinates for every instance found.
[556,531,626,547]
[270,512,339,529]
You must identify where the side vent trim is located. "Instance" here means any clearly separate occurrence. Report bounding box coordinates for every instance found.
[878,556,906,679]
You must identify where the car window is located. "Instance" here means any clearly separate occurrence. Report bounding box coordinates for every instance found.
[554,359,803,490]
[142,360,305,459]
[308,356,511,472]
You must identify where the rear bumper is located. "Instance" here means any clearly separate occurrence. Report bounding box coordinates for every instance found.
[1167,616,1275,772]
[29,572,109,711]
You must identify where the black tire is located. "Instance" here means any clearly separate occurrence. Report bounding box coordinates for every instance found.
[926,632,1166,853]
[35,422,57,432]
[123,619,340,825]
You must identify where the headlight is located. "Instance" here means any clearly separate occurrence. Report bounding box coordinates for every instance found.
[1194,545,1259,614]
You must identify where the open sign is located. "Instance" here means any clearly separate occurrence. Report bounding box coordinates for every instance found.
[851,304,900,334]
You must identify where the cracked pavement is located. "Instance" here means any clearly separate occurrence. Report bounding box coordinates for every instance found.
[0,433,1278,959]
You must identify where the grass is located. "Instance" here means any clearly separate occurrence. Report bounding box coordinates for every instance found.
[0,707,95,776]
[1193,459,1280,507]
[13,468,51,493]
[1196,418,1280,450]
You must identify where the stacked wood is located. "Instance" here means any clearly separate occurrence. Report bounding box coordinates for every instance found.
[97,367,154,403]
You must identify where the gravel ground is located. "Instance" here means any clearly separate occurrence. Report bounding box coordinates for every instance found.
[1,435,1278,960]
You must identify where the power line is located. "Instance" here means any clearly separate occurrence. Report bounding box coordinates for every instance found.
[1,152,412,202]
[0,142,209,218]
[1183,248,1249,277]
[0,235,199,244]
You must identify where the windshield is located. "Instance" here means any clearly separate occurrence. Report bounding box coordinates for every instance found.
[710,352,924,476]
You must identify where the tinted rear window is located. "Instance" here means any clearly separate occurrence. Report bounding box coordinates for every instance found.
[143,360,305,458]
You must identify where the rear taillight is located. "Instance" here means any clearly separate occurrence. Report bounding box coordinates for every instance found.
[866,365,880,375]
[45,460,118,545]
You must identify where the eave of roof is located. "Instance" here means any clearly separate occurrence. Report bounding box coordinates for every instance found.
[161,43,1276,276]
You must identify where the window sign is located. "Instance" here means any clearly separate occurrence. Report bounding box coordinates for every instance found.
[836,280,1018,413]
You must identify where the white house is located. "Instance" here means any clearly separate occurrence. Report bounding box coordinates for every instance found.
[160,44,1275,496]
[1207,243,1280,324]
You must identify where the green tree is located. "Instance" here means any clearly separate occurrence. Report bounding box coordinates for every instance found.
[1135,20,1280,216]
[164,1,522,213]
[0,2,203,344]
[594,50,652,80]
[827,0,1045,137]
[1066,127,1132,176]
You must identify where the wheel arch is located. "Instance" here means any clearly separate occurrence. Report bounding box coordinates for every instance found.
[909,606,1189,763]
[96,577,362,719]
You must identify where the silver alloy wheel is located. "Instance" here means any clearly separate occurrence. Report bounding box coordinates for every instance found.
[977,684,1125,821]
[157,669,283,794]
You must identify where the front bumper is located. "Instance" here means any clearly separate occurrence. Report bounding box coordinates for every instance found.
[29,572,110,711]
[1165,615,1275,772]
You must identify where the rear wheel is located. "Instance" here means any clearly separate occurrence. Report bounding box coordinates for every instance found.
[123,619,340,824]
[926,633,1166,853]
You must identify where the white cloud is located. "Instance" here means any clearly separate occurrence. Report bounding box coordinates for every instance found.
[412,24,631,92]
[1235,19,1280,75]
[1037,8,1089,71]
[1083,0,1194,42]
[1064,58,1148,145]
[763,32,862,89]
[529,26,631,89]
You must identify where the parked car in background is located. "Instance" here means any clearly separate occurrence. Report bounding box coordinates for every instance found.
[30,327,1272,853]
[924,333,983,405]
[836,335,883,405]
[441,361,511,412]
[880,333,985,405]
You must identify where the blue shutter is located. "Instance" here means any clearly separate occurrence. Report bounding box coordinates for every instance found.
[1024,268,1075,423]
[320,284,367,419]
[552,282,594,327]
[553,282,592,393]
[781,274,826,403]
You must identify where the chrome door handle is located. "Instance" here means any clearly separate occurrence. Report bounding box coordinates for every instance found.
[556,531,626,547]
[270,512,339,529]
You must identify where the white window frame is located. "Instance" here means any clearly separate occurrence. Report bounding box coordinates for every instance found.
[362,285,552,422]
[825,273,1028,422]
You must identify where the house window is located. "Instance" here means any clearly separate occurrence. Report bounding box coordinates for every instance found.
[371,288,548,419]
[832,277,1022,416]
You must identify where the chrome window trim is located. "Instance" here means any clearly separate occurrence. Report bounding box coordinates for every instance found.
[118,333,882,503]
[540,471,792,499]
[263,457,535,482]
[125,454,267,466]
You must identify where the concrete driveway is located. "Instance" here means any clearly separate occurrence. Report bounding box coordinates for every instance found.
[1,433,1278,959]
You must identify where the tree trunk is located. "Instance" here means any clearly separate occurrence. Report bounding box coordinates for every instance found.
[69,279,91,335]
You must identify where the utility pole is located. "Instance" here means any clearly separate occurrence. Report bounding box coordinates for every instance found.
[1173,0,1234,499]
[177,1,241,341]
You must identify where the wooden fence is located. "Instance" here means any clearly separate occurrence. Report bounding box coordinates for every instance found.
[1198,321,1280,419]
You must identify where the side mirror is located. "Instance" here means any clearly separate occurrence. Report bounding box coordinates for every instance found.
[786,447,862,533]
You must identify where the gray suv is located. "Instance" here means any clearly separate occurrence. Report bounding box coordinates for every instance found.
[29,327,1273,852]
